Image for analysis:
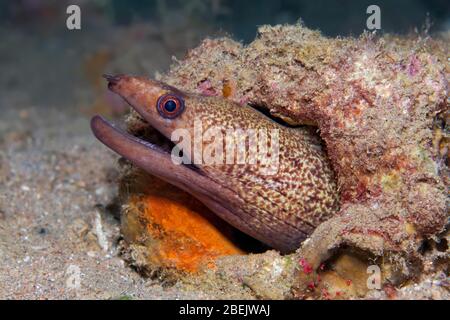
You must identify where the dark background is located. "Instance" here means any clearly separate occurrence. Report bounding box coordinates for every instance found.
[0,0,448,108]
[0,0,449,40]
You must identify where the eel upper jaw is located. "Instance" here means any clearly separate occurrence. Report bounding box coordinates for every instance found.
[90,115,229,205]
[92,115,196,180]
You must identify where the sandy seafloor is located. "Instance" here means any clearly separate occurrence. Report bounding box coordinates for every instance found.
[0,23,218,299]
[0,92,217,299]
[0,23,447,300]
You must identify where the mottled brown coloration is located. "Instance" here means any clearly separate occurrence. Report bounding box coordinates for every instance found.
[91,75,339,252]
[150,24,448,295]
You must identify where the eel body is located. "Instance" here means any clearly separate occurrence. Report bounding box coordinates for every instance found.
[91,75,339,252]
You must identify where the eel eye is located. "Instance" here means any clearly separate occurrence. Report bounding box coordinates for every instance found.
[156,94,185,119]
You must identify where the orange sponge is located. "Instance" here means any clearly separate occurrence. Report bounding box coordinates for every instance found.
[121,173,243,273]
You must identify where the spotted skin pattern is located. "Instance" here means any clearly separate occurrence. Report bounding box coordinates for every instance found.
[195,99,339,250]
[93,75,339,252]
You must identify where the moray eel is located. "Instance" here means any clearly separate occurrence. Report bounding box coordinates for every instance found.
[91,75,338,252]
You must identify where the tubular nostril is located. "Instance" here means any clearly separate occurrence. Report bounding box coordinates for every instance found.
[103,74,124,87]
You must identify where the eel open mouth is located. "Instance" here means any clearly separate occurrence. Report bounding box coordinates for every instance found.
[91,74,207,192]
[91,115,170,158]
[91,114,204,194]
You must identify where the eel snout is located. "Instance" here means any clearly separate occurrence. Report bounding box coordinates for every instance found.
[90,115,199,191]
[102,74,136,96]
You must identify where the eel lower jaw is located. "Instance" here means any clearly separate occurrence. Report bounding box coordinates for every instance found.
[91,115,234,207]
[91,115,171,160]
[90,115,198,177]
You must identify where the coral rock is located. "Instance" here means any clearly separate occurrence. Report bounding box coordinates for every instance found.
[123,24,448,298]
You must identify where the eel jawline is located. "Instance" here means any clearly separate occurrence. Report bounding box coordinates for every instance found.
[91,115,211,193]
[90,115,301,252]
[90,115,242,210]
